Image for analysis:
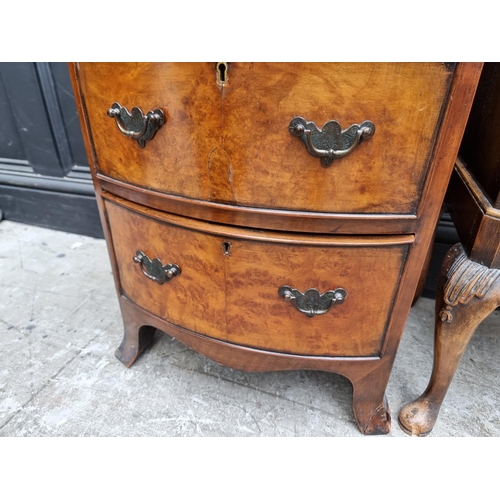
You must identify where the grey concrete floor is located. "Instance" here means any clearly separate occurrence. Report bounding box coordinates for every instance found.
[1,219,500,437]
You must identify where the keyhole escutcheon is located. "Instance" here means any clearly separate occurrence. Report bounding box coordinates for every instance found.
[222,241,232,256]
[217,62,229,85]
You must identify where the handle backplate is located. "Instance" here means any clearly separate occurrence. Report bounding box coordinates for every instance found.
[107,102,165,148]
[133,250,180,284]
[289,116,375,167]
[278,286,347,317]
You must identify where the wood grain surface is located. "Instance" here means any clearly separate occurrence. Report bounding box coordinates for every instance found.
[76,62,454,215]
[225,237,409,356]
[69,62,484,435]
[399,244,500,436]
[97,174,419,234]
[105,199,226,340]
[399,64,500,435]
[105,195,412,356]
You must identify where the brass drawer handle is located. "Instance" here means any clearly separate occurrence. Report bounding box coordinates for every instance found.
[289,117,375,167]
[107,102,165,148]
[278,286,347,317]
[133,250,180,284]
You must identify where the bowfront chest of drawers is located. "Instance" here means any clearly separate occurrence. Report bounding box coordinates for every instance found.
[70,63,482,434]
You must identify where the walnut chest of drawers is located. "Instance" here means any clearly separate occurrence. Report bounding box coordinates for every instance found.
[70,62,482,434]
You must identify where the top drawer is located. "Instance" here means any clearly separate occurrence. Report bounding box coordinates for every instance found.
[76,62,454,215]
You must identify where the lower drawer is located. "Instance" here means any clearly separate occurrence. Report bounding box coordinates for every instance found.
[105,195,413,357]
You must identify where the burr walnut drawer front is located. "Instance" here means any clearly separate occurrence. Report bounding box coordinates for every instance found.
[77,62,455,215]
[105,195,413,357]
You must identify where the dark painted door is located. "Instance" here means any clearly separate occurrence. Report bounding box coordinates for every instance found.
[0,62,102,238]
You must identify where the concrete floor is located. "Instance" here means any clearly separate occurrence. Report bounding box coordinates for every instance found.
[1,219,500,437]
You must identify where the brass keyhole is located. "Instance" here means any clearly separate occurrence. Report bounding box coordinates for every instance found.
[217,62,228,85]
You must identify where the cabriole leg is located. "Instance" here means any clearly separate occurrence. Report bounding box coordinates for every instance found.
[399,244,500,436]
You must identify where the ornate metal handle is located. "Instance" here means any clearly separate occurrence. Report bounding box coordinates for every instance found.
[289,117,375,167]
[133,250,180,284]
[278,286,347,317]
[107,102,165,148]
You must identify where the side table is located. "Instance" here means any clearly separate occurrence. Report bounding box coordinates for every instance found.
[399,62,500,436]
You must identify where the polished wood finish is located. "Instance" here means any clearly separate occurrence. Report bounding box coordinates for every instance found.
[76,62,454,215]
[78,63,221,199]
[98,174,418,235]
[399,63,500,436]
[224,236,407,357]
[115,297,156,368]
[219,63,453,214]
[106,198,226,341]
[70,62,482,435]
[399,244,500,436]
[105,194,412,356]
[449,159,500,268]
[448,62,500,268]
